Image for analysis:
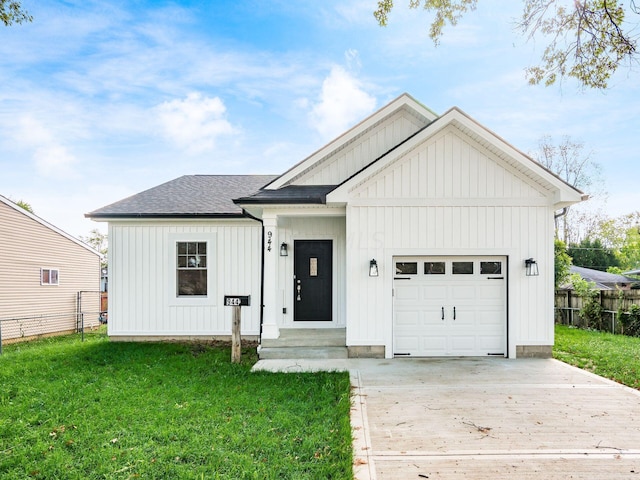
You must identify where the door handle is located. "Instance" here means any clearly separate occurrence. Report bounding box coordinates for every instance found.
[453,306,456,320]
[296,281,301,301]
[441,307,444,321]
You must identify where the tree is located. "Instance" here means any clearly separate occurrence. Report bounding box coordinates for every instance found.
[582,211,640,270]
[567,237,619,271]
[554,238,572,288]
[374,0,639,89]
[80,229,108,268]
[616,226,640,271]
[531,135,605,243]
[1,0,31,26]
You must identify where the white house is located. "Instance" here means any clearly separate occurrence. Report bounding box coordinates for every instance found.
[87,93,585,359]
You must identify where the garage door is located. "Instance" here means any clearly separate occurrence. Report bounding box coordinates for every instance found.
[393,256,506,357]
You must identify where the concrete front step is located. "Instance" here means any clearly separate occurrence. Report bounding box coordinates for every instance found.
[260,328,346,348]
[258,328,347,360]
[258,346,349,360]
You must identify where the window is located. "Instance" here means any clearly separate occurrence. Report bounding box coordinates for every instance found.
[395,262,417,275]
[177,242,207,296]
[452,261,474,275]
[480,261,502,275]
[41,268,59,285]
[424,262,445,275]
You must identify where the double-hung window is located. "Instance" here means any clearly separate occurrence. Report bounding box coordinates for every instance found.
[176,242,207,296]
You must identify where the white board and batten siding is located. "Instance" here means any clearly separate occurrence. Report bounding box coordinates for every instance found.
[343,126,556,358]
[289,108,429,187]
[108,220,262,338]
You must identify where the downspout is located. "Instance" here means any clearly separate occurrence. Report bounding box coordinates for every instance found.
[554,207,568,220]
[242,209,265,340]
[554,207,569,242]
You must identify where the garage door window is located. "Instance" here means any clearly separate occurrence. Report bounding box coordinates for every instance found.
[480,261,502,274]
[396,262,417,275]
[452,261,474,274]
[424,262,445,274]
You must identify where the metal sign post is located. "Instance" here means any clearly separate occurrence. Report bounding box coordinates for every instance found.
[224,295,250,363]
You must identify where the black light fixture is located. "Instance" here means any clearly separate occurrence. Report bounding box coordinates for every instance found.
[525,258,539,276]
[369,259,379,277]
[279,242,288,257]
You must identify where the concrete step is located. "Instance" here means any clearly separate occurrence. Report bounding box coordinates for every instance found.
[258,346,349,360]
[260,328,346,348]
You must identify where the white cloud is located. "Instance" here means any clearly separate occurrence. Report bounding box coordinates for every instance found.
[309,66,376,141]
[155,93,238,154]
[14,116,78,179]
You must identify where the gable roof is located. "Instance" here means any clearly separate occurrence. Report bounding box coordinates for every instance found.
[326,107,587,207]
[264,93,438,190]
[86,175,277,219]
[88,94,587,219]
[0,194,101,256]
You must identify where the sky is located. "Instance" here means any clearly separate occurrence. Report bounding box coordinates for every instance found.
[1,0,638,239]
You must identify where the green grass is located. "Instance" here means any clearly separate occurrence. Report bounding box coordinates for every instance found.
[554,324,640,389]
[0,330,353,479]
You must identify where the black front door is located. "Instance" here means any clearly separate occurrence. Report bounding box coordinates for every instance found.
[294,240,332,321]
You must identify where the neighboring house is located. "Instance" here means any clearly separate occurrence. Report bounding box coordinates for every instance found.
[87,93,585,359]
[561,265,637,291]
[0,195,102,343]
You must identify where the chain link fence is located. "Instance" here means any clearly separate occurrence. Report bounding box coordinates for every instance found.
[0,291,105,354]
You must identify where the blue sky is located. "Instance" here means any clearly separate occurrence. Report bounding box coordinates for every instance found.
[1,0,638,238]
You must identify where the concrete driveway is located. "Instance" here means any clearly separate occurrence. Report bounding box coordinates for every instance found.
[253,358,640,479]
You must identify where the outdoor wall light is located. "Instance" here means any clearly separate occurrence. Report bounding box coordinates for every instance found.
[280,242,288,257]
[369,259,379,277]
[525,258,539,276]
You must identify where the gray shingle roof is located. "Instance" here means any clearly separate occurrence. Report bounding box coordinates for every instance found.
[86,175,278,218]
[234,185,337,205]
[562,265,638,290]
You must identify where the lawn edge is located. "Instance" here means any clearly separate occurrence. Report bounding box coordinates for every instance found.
[350,369,375,480]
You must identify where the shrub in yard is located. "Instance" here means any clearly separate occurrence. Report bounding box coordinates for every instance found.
[620,303,640,337]
[570,273,604,330]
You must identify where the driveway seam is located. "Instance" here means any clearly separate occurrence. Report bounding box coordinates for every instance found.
[351,369,376,480]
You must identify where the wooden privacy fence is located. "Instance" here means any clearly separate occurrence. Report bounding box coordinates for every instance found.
[555,289,640,334]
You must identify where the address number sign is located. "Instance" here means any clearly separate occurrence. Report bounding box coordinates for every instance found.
[224,295,251,307]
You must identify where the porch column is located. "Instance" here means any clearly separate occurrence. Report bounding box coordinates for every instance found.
[261,214,280,339]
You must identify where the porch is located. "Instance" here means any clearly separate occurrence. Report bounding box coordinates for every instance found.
[258,328,347,359]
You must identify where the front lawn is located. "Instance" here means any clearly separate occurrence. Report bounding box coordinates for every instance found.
[0,331,353,479]
[554,324,640,389]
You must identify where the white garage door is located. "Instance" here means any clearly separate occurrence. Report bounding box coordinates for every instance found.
[393,256,506,357]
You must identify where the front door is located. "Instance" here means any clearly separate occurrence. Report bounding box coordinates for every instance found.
[294,240,332,321]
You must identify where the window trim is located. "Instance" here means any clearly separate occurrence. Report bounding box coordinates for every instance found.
[176,241,208,297]
[41,268,60,286]
[168,233,217,306]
